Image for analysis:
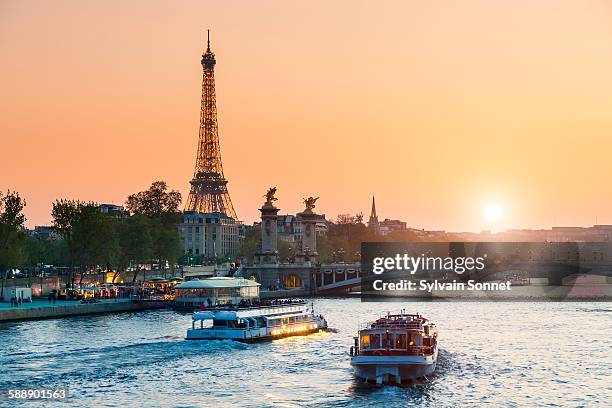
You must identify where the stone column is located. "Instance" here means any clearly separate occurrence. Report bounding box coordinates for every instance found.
[296,210,319,264]
[260,203,279,253]
[256,203,279,264]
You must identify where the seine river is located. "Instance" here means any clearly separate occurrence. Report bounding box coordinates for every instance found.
[0,299,610,407]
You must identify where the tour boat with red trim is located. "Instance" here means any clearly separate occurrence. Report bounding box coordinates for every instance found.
[350,311,438,384]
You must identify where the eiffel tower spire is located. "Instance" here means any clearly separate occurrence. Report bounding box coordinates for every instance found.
[184,31,237,219]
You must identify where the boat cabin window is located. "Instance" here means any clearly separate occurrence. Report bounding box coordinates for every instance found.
[213,319,245,329]
[362,333,381,349]
[213,319,229,327]
[362,334,370,349]
[394,333,406,349]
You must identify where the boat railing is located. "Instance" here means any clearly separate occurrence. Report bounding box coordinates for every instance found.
[205,300,307,312]
[356,345,435,356]
[359,322,423,331]
[254,305,305,316]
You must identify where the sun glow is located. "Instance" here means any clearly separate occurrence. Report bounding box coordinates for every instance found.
[483,202,503,223]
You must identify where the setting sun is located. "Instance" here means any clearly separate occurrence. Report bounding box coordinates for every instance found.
[483,202,504,224]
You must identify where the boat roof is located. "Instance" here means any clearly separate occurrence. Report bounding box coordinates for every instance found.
[193,304,307,320]
[360,312,432,331]
[235,305,307,319]
[176,277,260,289]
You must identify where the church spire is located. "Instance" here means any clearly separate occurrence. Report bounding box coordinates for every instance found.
[368,196,380,233]
[370,196,377,220]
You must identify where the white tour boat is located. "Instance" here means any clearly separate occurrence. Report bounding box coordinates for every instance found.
[186,301,328,341]
[350,311,438,384]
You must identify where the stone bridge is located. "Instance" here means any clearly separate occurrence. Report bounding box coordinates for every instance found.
[314,263,362,293]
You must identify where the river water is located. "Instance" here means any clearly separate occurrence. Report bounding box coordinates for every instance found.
[0,299,610,407]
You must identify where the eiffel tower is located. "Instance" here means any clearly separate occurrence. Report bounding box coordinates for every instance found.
[184,31,237,219]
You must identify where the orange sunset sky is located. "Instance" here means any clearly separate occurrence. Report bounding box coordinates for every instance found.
[1,1,612,232]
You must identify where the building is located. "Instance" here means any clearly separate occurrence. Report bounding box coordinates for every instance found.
[98,203,127,217]
[276,214,328,246]
[29,226,60,240]
[180,212,240,260]
[379,219,408,236]
[453,225,612,243]
[180,31,241,260]
[368,196,409,236]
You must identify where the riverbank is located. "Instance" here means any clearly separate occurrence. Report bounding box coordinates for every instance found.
[0,299,167,322]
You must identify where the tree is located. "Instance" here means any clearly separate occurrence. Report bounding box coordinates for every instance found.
[277,238,293,262]
[125,181,182,277]
[72,203,119,278]
[150,217,181,278]
[336,214,356,225]
[316,212,384,263]
[52,200,120,284]
[116,215,152,283]
[24,235,69,268]
[239,225,261,262]
[0,191,27,301]
[0,191,26,228]
[126,181,181,217]
[355,212,364,224]
[51,199,80,279]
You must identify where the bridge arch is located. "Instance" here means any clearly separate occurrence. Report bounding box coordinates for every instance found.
[284,274,302,289]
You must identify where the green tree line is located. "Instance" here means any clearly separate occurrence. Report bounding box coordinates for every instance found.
[0,181,182,291]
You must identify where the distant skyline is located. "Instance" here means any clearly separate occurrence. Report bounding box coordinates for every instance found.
[2,1,612,231]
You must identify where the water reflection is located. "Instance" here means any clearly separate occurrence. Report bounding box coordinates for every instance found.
[0,300,609,407]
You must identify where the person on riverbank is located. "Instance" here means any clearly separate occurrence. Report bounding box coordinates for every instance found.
[10,297,15,307]
[18,297,22,306]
